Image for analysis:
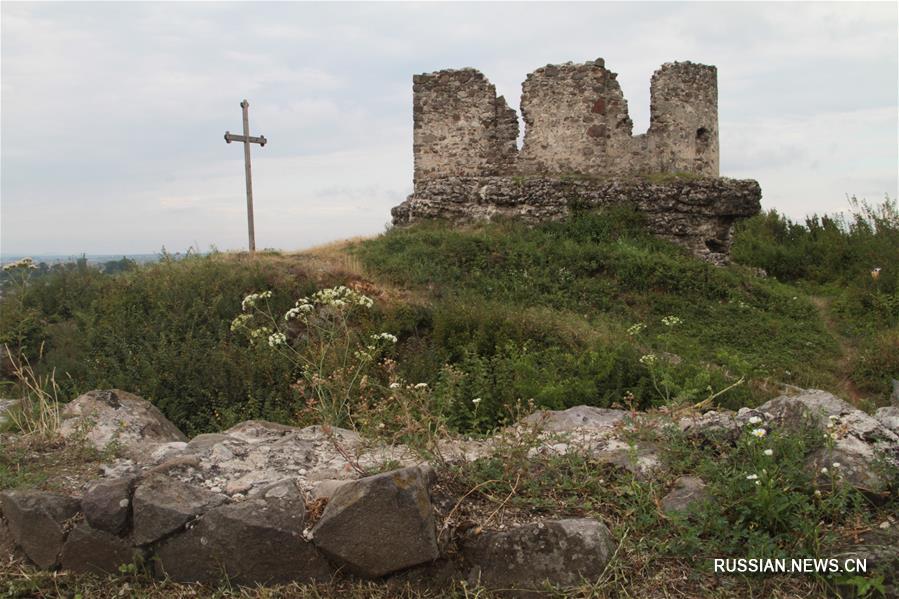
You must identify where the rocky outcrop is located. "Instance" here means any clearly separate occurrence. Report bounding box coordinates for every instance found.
[59,389,186,456]
[312,466,440,577]
[875,406,899,436]
[462,519,615,594]
[391,175,761,262]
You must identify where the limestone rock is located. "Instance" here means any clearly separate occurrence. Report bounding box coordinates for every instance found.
[758,390,897,444]
[0,490,81,568]
[0,399,20,427]
[522,406,628,433]
[132,474,226,545]
[81,476,135,535]
[312,466,439,577]
[592,440,662,480]
[60,522,138,574]
[678,410,741,442]
[462,519,615,593]
[155,482,330,584]
[875,406,899,436]
[756,391,898,493]
[59,389,186,456]
[661,476,708,514]
[806,438,890,494]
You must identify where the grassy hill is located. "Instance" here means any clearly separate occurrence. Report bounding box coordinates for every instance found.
[1,200,896,438]
[1,199,897,598]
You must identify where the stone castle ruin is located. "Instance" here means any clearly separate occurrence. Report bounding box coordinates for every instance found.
[391,58,762,262]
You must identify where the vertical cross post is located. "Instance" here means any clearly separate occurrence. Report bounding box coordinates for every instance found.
[224,100,267,255]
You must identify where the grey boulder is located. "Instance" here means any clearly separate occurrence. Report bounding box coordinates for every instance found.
[462,518,615,593]
[132,474,226,545]
[155,481,329,584]
[60,523,138,574]
[522,406,628,433]
[0,490,81,568]
[81,476,135,535]
[312,466,439,577]
[59,389,186,457]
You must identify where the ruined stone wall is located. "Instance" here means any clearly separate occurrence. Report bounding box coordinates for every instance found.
[392,176,761,263]
[412,58,720,182]
[644,62,719,176]
[517,59,639,176]
[402,57,753,261]
[412,69,518,184]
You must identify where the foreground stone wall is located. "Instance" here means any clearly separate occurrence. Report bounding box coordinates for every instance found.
[401,57,757,261]
[2,388,898,592]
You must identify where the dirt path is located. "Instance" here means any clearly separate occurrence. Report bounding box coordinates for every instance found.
[809,295,865,406]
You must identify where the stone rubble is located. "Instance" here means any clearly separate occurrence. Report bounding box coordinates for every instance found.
[2,387,896,590]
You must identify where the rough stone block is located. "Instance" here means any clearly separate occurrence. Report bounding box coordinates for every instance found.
[312,466,439,577]
[155,487,330,584]
[462,518,615,592]
[132,474,226,545]
[0,490,81,569]
[60,522,139,574]
[81,476,135,535]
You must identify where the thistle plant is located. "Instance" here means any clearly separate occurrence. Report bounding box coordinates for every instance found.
[231,285,396,427]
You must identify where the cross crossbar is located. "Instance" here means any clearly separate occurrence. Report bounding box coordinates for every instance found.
[224,132,267,146]
[223,99,267,255]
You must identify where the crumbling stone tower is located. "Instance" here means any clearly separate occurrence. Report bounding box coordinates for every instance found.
[396,57,760,263]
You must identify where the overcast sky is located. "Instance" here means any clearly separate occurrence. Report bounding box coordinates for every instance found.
[1,2,897,256]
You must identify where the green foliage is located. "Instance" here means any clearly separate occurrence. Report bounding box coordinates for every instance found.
[358,208,839,425]
[733,196,898,399]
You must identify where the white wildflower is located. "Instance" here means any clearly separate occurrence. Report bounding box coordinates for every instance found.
[750,428,767,438]
[626,323,646,336]
[230,314,252,331]
[832,462,841,469]
[2,257,37,271]
[661,315,682,327]
[820,467,828,474]
[763,449,773,456]
[639,353,657,366]
[267,332,287,347]
[472,398,482,406]
[371,332,398,344]
[389,382,401,389]
[414,383,428,390]
[746,474,759,481]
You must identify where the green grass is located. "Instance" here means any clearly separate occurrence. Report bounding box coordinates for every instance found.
[1,201,896,436]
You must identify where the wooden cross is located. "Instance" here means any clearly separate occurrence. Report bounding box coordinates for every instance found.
[224,99,267,255]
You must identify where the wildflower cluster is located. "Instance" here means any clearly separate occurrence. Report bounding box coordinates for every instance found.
[2,257,37,271]
[627,323,646,336]
[285,286,374,321]
[639,353,657,366]
[661,315,682,327]
[241,290,272,311]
